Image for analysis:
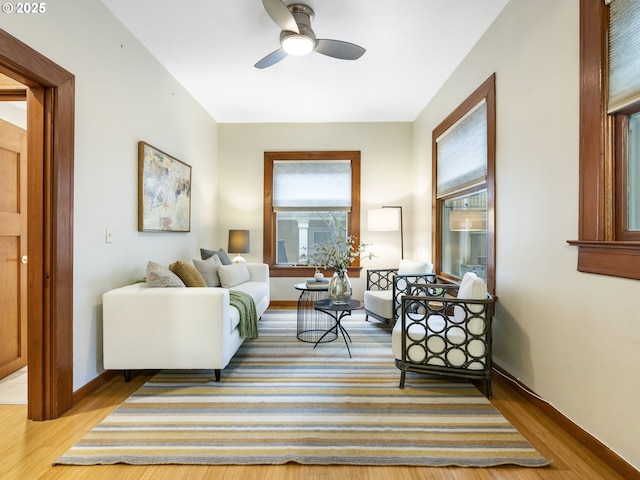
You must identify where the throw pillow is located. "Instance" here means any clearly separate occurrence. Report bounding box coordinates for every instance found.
[169,260,207,287]
[200,247,232,265]
[146,261,186,288]
[454,272,489,329]
[398,259,433,274]
[193,254,222,287]
[218,262,250,288]
[457,272,487,299]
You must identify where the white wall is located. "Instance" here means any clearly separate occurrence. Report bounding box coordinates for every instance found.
[413,0,639,469]
[218,122,415,301]
[0,0,219,390]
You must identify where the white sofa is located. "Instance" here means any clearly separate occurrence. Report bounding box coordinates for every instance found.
[102,262,270,382]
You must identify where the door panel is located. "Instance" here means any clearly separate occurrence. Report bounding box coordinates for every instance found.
[0,117,27,380]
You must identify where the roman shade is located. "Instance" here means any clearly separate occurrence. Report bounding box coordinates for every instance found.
[273,160,352,211]
[436,100,487,198]
[607,0,640,112]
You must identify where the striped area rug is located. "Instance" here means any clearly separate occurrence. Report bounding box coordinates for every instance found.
[56,310,550,467]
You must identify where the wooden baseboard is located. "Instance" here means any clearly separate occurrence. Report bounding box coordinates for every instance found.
[72,370,118,405]
[493,364,640,480]
[268,300,297,308]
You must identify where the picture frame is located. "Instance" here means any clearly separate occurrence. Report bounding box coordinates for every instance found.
[138,141,192,232]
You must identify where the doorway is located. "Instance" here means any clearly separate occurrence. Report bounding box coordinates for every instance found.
[0,92,27,381]
[0,28,75,420]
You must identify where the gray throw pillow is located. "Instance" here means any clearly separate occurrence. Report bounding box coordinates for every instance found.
[200,247,232,265]
[193,254,222,287]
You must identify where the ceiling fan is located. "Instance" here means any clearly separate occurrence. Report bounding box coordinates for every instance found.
[255,0,366,69]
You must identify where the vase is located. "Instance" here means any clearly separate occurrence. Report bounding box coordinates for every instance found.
[329,270,352,304]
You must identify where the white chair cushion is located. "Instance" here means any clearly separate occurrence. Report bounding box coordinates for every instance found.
[398,259,433,274]
[364,289,393,319]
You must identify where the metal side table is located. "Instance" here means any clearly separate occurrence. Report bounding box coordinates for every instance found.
[294,283,337,343]
[313,299,364,358]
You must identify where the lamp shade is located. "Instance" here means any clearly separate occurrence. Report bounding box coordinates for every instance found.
[228,230,250,254]
[368,208,399,231]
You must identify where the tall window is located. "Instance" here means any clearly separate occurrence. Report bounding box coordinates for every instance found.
[433,75,496,294]
[263,151,361,278]
[568,0,640,280]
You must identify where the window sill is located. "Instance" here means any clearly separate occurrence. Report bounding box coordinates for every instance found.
[567,240,640,280]
[267,265,363,279]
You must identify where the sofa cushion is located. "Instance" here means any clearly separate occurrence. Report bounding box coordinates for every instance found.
[232,280,269,306]
[398,259,433,274]
[201,248,232,265]
[146,261,186,288]
[218,262,251,288]
[193,255,222,287]
[169,261,207,287]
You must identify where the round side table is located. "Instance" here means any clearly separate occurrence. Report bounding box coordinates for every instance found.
[294,283,337,343]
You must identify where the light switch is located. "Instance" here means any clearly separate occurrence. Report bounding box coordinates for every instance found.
[106,227,113,244]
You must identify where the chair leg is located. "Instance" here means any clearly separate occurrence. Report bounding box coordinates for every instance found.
[214,369,221,382]
[486,378,492,399]
[399,371,406,389]
[365,314,369,322]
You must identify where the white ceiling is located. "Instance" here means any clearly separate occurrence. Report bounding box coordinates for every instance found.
[101,0,509,123]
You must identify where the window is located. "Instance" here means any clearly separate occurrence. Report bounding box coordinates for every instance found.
[263,151,362,278]
[567,0,640,280]
[433,74,496,294]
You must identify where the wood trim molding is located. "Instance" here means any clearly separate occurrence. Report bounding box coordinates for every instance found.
[493,364,640,479]
[72,370,118,405]
[0,28,75,420]
[263,151,362,278]
[568,0,640,279]
[266,300,297,309]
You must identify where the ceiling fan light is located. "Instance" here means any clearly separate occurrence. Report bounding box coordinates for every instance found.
[282,34,315,56]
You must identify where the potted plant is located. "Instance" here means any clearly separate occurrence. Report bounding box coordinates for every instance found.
[311,234,373,304]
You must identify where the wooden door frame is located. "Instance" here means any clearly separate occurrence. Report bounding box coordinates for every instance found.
[0,29,74,420]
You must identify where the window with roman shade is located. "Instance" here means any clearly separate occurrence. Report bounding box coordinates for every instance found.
[264,151,362,278]
[433,75,496,294]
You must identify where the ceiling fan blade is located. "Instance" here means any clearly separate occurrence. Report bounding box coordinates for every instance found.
[254,48,288,69]
[262,0,299,33]
[315,39,366,60]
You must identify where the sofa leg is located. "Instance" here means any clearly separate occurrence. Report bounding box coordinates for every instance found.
[486,378,492,399]
[124,370,132,382]
[399,371,405,389]
[214,369,221,382]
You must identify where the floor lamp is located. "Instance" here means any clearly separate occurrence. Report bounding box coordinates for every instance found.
[368,206,404,259]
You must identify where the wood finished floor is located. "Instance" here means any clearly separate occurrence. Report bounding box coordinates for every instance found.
[0,370,629,480]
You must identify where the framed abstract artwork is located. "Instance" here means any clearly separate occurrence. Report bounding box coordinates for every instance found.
[138,141,191,232]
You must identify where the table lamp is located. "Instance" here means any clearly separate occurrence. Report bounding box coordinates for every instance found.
[228,229,250,263]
